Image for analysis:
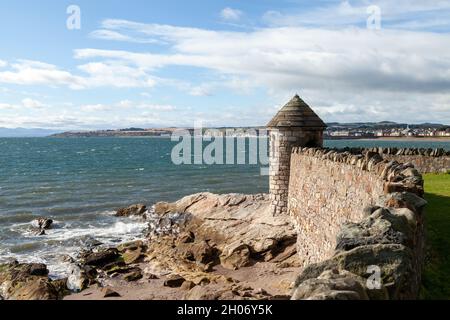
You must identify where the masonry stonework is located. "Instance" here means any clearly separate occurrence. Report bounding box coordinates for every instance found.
[340,147,450,174]
[380,154,449,174]
[267,95,326,215]
[288,150,384,267]
[289,148,427,300]
[269,129,324,215]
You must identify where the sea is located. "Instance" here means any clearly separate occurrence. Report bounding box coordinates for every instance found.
[1,137,449,278]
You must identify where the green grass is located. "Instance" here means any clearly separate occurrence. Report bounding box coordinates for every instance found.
[420,172,450,299]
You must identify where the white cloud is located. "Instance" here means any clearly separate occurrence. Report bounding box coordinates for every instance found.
[81,20,450,96]
[262,0,450,29]
[0,60,84,89]
[80,104,110,112]
[0,60,7,68]
[0,103,17,110]
[2,3,450,126]
[220,7,243,21]
[118,100,133,108]
[0,98,46,110]
[22,98,45,109]
[0,58,157,90]
[90,29,161,44]
[137,103,176,111]
[189,84,213,96]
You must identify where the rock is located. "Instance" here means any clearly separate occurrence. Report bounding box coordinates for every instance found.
[164,275,186,288]
[29,263,49,276]
[147,274,159,280]
[178,231,195,244]
[104,262,131,275]
[122,248,143,265]
[292,269,369,300]
[184,285,238,300]
[60,254,75,264]
[32,217,53,230]
[117,240,145,252]
[38,218,53,229]
[294,244,414,300]
[81,265,98,279]
[220,243,251,270]
[180,281,196,291]
[51,278,70,298]
[0,262,66,300]
[67,265,89,292]
[82,248,120,267]
[227,195,247,207]
[31,218,53,236]
[193,241,219,265]
[269,295,291,300]
[142,192,296,293]
[123,269,143,282]
[336,208,413,251]
[384,192,427,214]
[252,238,278,254]
[103,288,121,298]
[271,244,297,263]
[115,204,147,217]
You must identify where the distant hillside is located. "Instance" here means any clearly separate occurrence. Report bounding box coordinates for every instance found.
[326,122,446,129]
[6,121,446,138]
[0,128,62,137]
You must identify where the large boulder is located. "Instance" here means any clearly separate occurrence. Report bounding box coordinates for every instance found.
[117,240,146,264]
[294,244,414,300]
[220,243,251,270]
[292,269,369,300]
[81,248,120,267]
[66,265,90,292]
[0,261,68,300]
[115,204,147,217]
[336,208,414,252]
[147,192,297,273]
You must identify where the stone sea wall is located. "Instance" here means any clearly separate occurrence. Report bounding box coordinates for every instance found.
[342,147,450,174]
[288,149,385,268]
[289,148,427,299]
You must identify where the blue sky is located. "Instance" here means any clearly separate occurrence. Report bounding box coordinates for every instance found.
[0,0,450,130]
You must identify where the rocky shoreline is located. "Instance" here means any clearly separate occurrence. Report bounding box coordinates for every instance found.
[1,193,299,300]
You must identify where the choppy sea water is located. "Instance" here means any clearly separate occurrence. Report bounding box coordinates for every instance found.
[0,137,449,277]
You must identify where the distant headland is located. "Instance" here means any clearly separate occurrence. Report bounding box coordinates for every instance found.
[46,121,450,139]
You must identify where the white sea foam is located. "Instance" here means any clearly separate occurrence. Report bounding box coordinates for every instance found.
[1,216,148,279]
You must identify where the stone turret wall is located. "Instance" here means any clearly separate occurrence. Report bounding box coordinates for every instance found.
[289,148,427,300]
[269,129,323,215]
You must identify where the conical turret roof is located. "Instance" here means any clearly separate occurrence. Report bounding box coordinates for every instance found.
[267,95,326,128]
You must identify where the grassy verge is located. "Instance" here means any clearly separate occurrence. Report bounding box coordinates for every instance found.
[420,172,450,299]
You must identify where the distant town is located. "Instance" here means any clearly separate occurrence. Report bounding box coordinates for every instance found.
[46,121,450,139]
[324,121,450,139]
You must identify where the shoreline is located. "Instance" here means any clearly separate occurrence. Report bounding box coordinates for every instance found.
[0,193,298,300]
[354,137,450,142]
[325,137,450,142]
[1,136,450,142]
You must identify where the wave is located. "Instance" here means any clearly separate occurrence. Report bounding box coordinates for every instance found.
[0,215,148,279]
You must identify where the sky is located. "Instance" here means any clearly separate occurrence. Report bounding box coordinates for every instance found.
[0,0,450,130]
